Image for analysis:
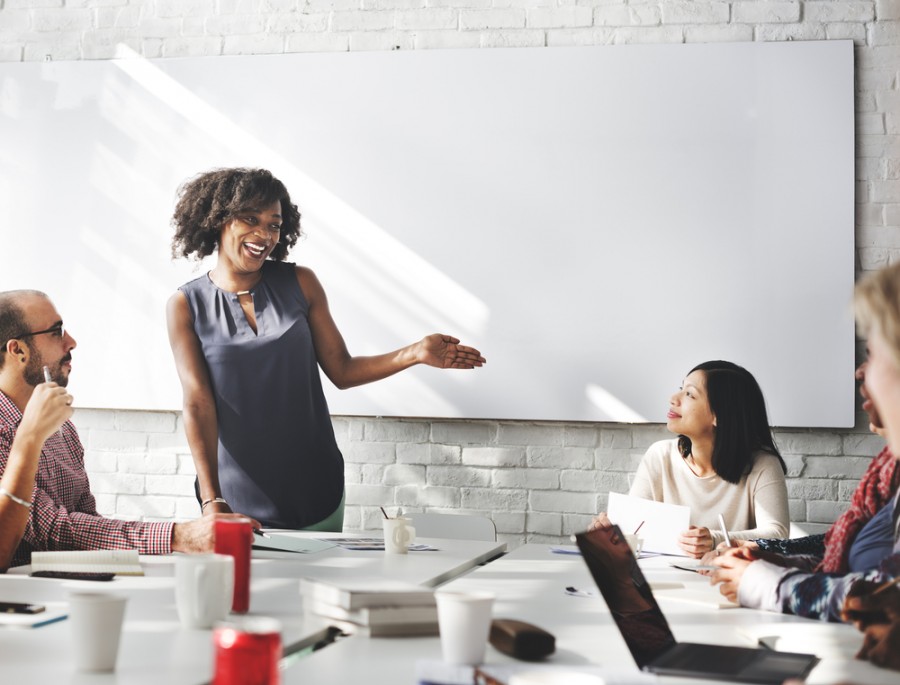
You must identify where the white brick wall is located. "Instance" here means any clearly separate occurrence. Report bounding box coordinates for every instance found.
[2,0,898,549]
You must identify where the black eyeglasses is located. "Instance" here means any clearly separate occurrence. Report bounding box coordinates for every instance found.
[14,323,65,340]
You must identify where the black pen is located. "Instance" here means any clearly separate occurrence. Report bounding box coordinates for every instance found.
[253,528,272,539]
[565,586,594,597]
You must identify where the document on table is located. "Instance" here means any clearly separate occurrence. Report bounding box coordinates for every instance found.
[607,492,690,556]
[653,588,739,609]
[735,622,862,657]
[316,537,438,552]
[252,533,337,554]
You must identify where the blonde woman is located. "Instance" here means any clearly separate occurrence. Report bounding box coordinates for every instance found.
[712,263,900,639]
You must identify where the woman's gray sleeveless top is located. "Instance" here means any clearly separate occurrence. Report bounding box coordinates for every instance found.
[179,261,344,528]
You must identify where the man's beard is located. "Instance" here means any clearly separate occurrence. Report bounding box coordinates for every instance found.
[24,353,69,388]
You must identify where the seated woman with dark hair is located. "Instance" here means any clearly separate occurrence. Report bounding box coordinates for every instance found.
[593,360,789,558]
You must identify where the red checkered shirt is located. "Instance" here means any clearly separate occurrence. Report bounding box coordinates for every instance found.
[0,391,173,567]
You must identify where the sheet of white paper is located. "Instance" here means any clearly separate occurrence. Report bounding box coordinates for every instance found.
[251,533,337,554]
[606,492,690,556]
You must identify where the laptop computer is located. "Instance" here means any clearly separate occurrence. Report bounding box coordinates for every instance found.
[574,526,819,684]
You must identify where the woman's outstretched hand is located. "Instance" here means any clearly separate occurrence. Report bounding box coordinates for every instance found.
[418,334,486,369]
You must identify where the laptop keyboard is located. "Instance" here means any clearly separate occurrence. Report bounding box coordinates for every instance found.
[655,643,760,674]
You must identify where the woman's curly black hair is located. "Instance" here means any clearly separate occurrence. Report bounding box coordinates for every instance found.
[170,168,303,261]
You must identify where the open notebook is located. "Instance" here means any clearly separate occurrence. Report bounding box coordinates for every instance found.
[29,549,143,576]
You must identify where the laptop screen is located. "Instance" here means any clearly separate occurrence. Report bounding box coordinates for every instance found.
[575,525,678,667]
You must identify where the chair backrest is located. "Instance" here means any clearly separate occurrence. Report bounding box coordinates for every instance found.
[789,521,831,538]
[406,513,497,542]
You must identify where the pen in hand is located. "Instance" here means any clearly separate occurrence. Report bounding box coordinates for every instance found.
[871,576,900,596]
[717,513,732,548]
[253,528,272,539]
[44,365,64,437]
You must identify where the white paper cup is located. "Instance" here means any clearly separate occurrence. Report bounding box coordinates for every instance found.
[68,592,128,672]
[623,534,643,557]
[176,553,234,629]
[435,591,494,665]
[383,517,416,555]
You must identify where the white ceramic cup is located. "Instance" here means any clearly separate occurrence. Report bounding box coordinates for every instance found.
[175,553,235,629]
[435,591,495,665]
[68,592,128,672]
[383,517,416,555]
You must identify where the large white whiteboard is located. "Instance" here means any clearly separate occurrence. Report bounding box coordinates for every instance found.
[0,41,855,426]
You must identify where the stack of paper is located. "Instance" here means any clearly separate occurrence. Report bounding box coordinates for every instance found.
[299,578,438,637]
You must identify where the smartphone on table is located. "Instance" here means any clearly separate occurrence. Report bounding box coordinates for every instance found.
[0,601,45,614]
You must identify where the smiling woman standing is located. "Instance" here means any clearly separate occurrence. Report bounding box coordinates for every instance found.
[166,168,485,531]
[592,360,789,557]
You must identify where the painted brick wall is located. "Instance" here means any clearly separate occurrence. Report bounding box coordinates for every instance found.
[2,0,899,548]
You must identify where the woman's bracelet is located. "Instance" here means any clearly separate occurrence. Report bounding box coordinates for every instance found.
[200,497,228,511]
[0,487,32,509]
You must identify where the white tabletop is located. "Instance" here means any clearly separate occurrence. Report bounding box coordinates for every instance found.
[281,544,900,685]
[0,533,506,684]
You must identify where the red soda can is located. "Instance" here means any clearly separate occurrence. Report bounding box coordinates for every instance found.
[214,519,253,613]
[212,617,282,685]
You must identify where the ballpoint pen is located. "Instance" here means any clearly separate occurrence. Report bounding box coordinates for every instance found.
[717,513,731,547]
[871,575,900,596]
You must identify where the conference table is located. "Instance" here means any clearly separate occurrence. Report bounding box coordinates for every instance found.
[280,544,900,685]
[1,536,897,685]
[0,533,505,684]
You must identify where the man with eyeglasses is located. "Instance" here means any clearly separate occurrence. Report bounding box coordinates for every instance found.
[0,289,257,571]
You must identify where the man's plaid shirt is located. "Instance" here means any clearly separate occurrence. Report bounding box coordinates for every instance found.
[0,391,173,567]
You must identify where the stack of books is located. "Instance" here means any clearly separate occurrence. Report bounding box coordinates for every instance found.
[299,578,438,637]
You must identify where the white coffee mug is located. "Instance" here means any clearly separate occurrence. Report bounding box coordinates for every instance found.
[383,517,416,555]
[175,553,234,629]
